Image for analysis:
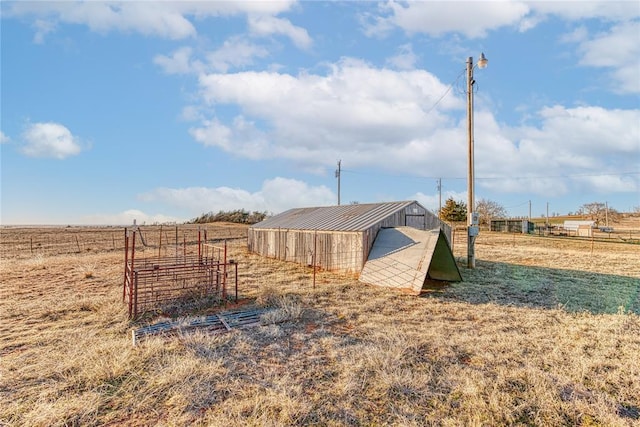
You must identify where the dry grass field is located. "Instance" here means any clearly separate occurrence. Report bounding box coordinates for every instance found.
[1,222,639,426]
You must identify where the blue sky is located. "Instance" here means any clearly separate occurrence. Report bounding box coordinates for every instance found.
[1,1,639,225]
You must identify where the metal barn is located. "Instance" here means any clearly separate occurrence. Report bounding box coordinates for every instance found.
[490,219,535,234]
[247,201,449,273]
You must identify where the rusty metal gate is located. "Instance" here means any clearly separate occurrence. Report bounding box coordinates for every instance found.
[123,227,238,319]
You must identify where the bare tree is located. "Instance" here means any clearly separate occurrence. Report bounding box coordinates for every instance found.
[475,198,507,226]
[578,202,621,225]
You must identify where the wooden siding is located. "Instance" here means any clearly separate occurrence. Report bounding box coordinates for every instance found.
[248,228,364,272]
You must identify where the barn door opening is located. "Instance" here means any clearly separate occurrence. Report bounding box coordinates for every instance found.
[405,214,426,229]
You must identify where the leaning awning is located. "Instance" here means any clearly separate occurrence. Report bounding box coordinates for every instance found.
[359,227,462,295]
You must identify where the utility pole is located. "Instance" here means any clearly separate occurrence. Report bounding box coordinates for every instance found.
[437,178,442,218]
[335,160,341,206]
[467,56,475,268]
[546,202,549,226]
[605,201,609,226]
[466,53,487,269]
[529,200,531,221]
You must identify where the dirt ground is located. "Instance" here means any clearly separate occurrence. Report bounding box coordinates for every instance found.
[1,223,639,426]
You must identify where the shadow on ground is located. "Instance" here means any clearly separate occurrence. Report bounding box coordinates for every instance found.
[421,259,640,315]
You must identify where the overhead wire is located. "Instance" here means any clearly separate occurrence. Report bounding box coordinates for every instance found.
[340,168,639,181]
[423,68,466,117]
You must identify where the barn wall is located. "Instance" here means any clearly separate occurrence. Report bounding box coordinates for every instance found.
[368,202,451,245]
[247,228,365,272]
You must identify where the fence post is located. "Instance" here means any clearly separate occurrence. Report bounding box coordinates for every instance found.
[451,227,456,252]
[133,271,138,319]
[198,227,201,263]
[234,262,238,303]
[123,228,129,302]
[313,230,317,289]
[130,230,137,316]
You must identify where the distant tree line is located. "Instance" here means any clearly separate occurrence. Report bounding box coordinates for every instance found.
[439,197,630,226]
[188,209,268,225]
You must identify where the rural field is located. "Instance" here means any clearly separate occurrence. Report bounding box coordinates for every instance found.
[1,221,639,426]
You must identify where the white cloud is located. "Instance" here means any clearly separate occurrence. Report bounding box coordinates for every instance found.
[6,1,298,41]
[20,122,83,159]
[192,59,460,173]
[189,118,234,150]
[575,21,640,94]
[0,131,9,144]
[247,15,312,49]
[559,26,588,44]
[386,43,418,70]
[574,174,638,194]
[33,19,57,44]
[363,1,639,40]
[189,59,639,199]
[476,105,640,195]
[206,36,270,73]
[154,47,203,75]
[534,105,639,154]
[527,1,640,21]
[155,38,271,75]
[364,1,530,38]
[17,2,196,40]
[139,177,335,215]
[81,209,181,226]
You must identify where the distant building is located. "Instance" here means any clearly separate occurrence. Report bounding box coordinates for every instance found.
[490,219,534,234]
[563,220,595,237]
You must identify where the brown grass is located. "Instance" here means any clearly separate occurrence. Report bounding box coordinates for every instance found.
[1,224,639,426]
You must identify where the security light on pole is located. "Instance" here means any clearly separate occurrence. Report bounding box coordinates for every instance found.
[466,53,488,269]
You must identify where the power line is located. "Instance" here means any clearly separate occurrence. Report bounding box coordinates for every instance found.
[341,168,639,181]
[423,68,466,117]
[502,200,530,209]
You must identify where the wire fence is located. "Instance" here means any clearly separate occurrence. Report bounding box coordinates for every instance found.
[236,248,360,295]
[0,225,248,260]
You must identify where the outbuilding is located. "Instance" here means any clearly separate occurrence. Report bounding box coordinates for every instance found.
[563,220,595,237]
[490,219,535,234]
[247,200,453,275]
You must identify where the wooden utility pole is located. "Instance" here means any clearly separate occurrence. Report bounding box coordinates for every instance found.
[437,178,442,217]
[335,160,341,206]
[546,202,549,225]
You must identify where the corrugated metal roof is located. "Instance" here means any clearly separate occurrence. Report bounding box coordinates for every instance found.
[251,201,420,231]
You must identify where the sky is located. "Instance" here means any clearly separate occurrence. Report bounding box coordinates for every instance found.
[1,0,639,225]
